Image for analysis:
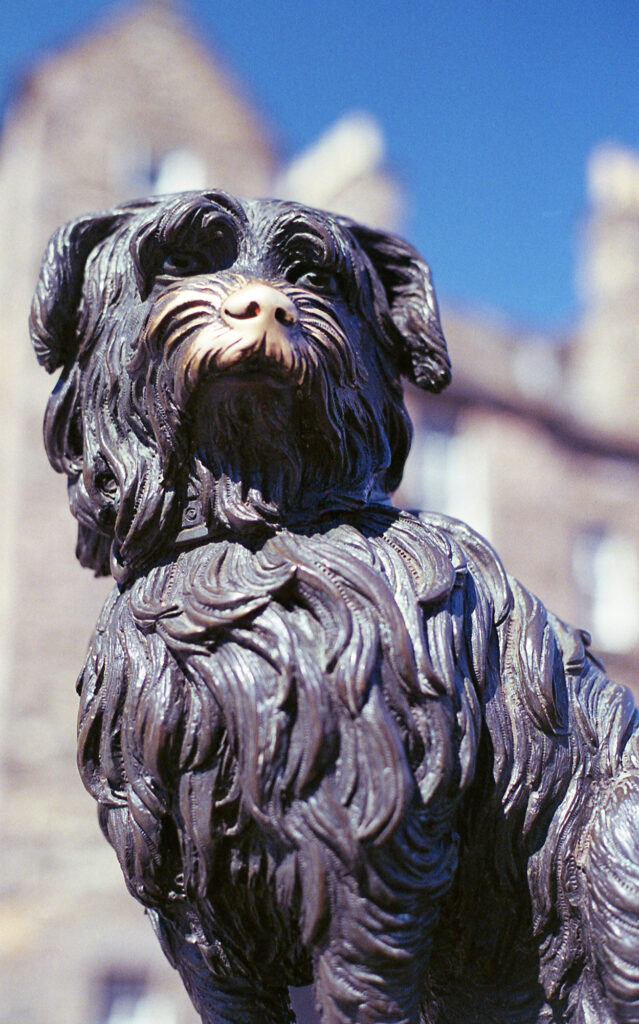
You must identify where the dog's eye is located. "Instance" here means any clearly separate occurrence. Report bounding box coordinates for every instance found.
[288,266,341,294]
[162,251,209,276]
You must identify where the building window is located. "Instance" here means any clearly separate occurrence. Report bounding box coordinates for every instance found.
[118,144,208,197]
[152,149,208,194]
[572,526,639,653]
[400,421,492,541]
[96,971,177,1024]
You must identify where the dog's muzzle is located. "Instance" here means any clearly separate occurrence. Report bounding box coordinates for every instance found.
[144,277,307,408]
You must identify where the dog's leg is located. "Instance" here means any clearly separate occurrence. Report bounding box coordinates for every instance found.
[311,889,429,1024]
[581,776,639,1023]
[185,975,295,1024]
[148,911,295,1024]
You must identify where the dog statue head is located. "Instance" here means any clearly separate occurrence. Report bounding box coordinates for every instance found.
[30,191,449,582]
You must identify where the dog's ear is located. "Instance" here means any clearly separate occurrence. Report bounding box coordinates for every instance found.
[30,211,124,373]
[342,220,451,393]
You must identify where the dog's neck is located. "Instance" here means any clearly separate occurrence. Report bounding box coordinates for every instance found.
[172,375,393,544]
[173,459,392,549]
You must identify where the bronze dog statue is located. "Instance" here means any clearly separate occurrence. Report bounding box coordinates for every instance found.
[31,191,639,1023]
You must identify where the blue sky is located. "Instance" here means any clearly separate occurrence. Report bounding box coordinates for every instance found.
[1,0,638,328]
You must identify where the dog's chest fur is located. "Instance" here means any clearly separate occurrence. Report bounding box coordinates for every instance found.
[78,510,510,979]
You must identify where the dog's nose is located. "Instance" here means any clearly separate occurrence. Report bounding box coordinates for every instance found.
[221,284,298,331]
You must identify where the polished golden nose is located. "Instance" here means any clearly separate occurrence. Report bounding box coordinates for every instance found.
[221,283,298,331]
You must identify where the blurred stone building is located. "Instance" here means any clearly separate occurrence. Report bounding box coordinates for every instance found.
[398,143,639,698]
[0,3,638,1023]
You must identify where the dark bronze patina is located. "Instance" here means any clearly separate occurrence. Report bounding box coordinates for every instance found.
[31,192,639,1023]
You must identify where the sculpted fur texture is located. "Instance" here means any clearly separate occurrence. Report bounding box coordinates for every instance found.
[31,192,639,1024]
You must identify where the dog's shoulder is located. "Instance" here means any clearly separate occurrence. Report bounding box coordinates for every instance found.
[421,511,639,764]
[409,509,513,619]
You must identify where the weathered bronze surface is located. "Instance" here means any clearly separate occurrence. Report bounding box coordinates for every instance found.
[31,192,639,1023]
